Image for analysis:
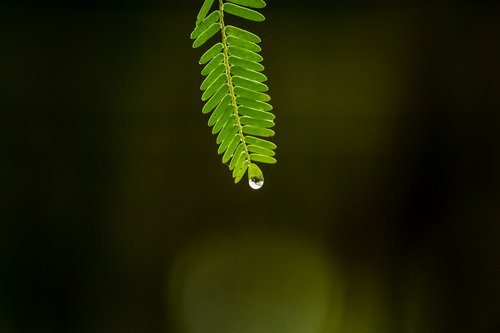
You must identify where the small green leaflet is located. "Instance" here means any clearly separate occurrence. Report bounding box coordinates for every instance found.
[227,0,266,9]
[196,0,216,25]
[224,3,265,22]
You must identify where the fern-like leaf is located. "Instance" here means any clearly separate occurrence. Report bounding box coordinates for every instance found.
[191,0,276,189]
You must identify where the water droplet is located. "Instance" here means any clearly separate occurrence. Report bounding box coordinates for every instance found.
[248,163,264,190]
[249,176,264,190]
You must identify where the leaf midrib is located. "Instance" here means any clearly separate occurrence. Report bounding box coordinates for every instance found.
[219,0,251,166]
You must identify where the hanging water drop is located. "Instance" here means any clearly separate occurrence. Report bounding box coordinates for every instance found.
[248,163,264,190]
[249,176,264,190]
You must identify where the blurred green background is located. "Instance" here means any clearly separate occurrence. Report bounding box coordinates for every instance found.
[1,1,499,332]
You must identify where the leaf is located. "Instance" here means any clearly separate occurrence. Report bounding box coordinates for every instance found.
[227,36,261,52]
[229,143,245,170]
[242,125,275,137]
[227,0,266,9]
[192,0,276,186]
[234,86,270,102]
[192,23,221,48]
[238,106,275,120]
[248,144,275,156]
[250,153,277,164]
[222,135,242,163]
[229,56,264,72]
[231,66,267,82]
[245,136,277,150]
[224,3,265,22]
[240,116,275,128]
[212,105,233,134]
[202,73,226,101]
[202,84,229,114]
[234,161,249,183]
[218,133,239,154]
[191,11,220,40]
[196,0,216,26]
[200,63,225,90]
[208,96,232,126]
[199,43,223,64]
[216,115,237,144]
[237,97,273,111]
[201,53,224,76]
[228,46,263,62]
[233,76,269,92]
[233,155,249,178]
[226,25,261,43]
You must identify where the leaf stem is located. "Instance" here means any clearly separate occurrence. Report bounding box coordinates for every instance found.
[218,0,251,167]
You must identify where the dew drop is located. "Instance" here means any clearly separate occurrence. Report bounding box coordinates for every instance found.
[248,163,264,190]
[249,176,264,190]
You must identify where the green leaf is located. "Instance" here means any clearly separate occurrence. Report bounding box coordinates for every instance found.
[208,96,232,126]
[191,11,220,40]
[231,66,267,82]
[238,106,275,120]
[227,36,261,52]
[222,135,242,163]
[202,73,226,101]
[216,115,237,144]
[228,46,263,62]
[224,3,265,22]
[236,97,273,111]
[234,161,249,183]
[199,43,223,64]
[212,105,233,134]
[218,133,239,154]
[192,0,276,186]
[229,144,245,170]
[245,136,277,150]
[193,23,221,48]
[240,116,274,128]
[234,86,270,102]
[229,56,264,72]
[248,144,275,156]
[201,53,224,76]
[226,25,261,43]
[242,125,275,137]
[233,76,269,92]
[196,0,216,26]
[250,153,277,164]
[233,154,249,177]
[227,0,266,9]
[202,84,229,114]
[200,63,225,90]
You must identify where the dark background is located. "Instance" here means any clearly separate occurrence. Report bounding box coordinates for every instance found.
[1,1,499,332]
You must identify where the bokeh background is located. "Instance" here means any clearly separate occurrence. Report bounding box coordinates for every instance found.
[1,0,499,332]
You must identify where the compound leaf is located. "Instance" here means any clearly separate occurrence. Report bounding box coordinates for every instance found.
[192,0,276,188]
